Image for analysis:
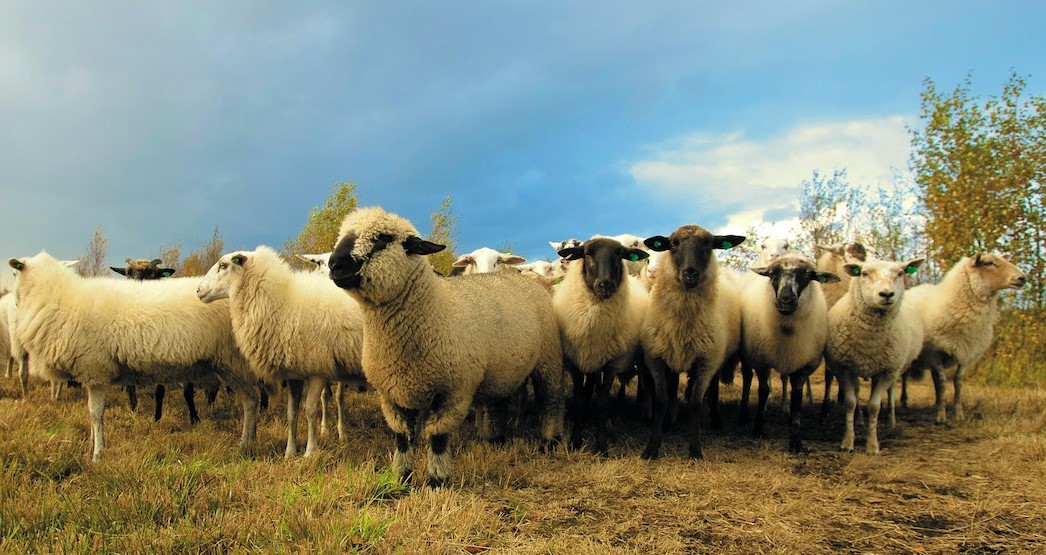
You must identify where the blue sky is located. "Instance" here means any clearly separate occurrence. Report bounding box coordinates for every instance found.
[2,1,1043,287]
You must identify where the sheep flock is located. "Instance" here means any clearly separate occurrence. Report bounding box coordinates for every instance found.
[1,206,1030,487]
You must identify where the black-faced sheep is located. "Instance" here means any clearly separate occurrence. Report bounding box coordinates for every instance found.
[553,237,649,454]
[329,207,565,487]
[639,226,745,460]
[738,255,838,452]
[904,253,1027,423]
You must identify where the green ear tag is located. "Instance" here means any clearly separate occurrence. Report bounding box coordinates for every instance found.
[722,241,733,249]
[818,276,828,283]
[905,265,918,275]
[851,266,861,277]
[162,271,172,277]
[629,254,639,262]
[653,240,662,248]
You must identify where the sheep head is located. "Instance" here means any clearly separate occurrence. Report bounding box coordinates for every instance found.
[843,257,924,313]
[295,252,332,275]
[752,255,839,315]
[198,250,253,303]
[452,247,526,274]
[111,258,175,280]
[757,237,794,266]
[644,226,744,290]
[559,237,648,300]
[968,253,1027,294]
[330,207,445,305]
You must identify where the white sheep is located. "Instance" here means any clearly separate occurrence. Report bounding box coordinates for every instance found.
[197,245,367,458]
[904,253,1027,423]
[5,259,77,399]
[516,260,560,278]
[330,207,566,487]
[8,251,260,462]
[639,226,745,460]
[553,237,649,455]
[0,291,11,380]
[825,256,925,454]
[295,252,331,274]
[451,247,526,275]
[738,255,839,451]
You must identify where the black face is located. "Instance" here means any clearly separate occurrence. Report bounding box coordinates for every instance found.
[560,238,647,300]
[111,265,175,280]
[754,259,836,315]
[329,232,364,289]
[645,227,745,290]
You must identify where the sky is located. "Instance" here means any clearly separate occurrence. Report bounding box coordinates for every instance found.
[2,1,1043,289]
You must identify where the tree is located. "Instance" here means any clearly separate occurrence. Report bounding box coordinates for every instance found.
[910,71,1045,309]
[159,242,182,271]
[427,194,459,276]
[179,226,224,277]
[77,226,109,277]
[798,168,860,253]
[285,182,359,261]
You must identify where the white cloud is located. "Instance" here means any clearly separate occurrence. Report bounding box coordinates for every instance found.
[629,115,913,227]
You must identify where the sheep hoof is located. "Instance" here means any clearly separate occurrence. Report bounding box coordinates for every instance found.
[687,447,704,460]
[640,446,660,460]
[788,441,808,454]
[426,476,446,489]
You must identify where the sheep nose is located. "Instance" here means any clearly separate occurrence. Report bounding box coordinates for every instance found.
[879,291,895,300]
[1014,275,1027,286]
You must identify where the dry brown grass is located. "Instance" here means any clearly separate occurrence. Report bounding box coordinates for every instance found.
[2,372,1045,554]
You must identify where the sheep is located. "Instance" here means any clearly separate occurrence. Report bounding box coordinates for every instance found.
[8,251,260,462]
[110,257,214,425]
[5,259,78,399]
[639,225,745,460]
[295,252,331,274]
[329,206,565,487]
[549,239,582,276]
[197,245,367,458]
[451,247,526,275]
[553,237,649,454]
[737,255,839,451]
[0,291,11,381]
[825,256,925,454]
[904,253,1027,423]
[815,241,873,417]
[516,260,560,278]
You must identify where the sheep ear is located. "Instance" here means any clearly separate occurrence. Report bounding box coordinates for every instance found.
[844,264,862,277]
[971,253,985,266]
[160,268,176,277]
[230,254,247,266]
[815,271,841,284]
[815,244,843,256]
[501,255,526,265]
[903,258,925,275]
[751,266,771,277]
[644,236,671,252]
[622,248,649,262]
[9,259,25,271]
[714,235,746,250]
[150,258,163,265]
[451,255,473,268]
[403,236,446,256]
[558,247,584,261]
[110,266,129,276]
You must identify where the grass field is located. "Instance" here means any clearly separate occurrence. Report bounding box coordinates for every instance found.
[2,372,1045,554]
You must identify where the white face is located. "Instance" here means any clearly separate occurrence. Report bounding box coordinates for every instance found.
[197,251,247,303]
[846,258,922,310]
[758,237,793,266]
[645,250,666,280]
[452,247,525,274]
[297,253,331,275]
[518,260,555,276]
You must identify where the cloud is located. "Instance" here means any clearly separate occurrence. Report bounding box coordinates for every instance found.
[629,115,912,230]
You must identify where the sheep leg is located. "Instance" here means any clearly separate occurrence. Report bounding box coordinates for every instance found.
[930,367,948,424]
[52,380,64,401]
[664,371,680,431]
[820,367,835,423]
[838,371,857,452]
[3,357,9,379]
[285,379,305,459]
[303,376,325,458]
[206,384,220,405]
[237,388,259,452]
[427,433,451,488]
[422,393,473,488]
[886,381,896,429]
[952,366,966,421]
[568,365,593,450]
[686,368,716,460]
[86,384,107,462]
[380,398,417,483]
[866,374,893,455]
[334,382,346,441]
[804,376,814,405]
[641,361,670,460]
[17,353,29,398]
[752,367,772,438]
[183,383,200,425]
[528,370,565,449]
[738,363,753,425]
[320,381,331,436]
[126,385,138,412]
[778,373,789,413]
[593,369,616,456]
[788,371,809,453]
[154,384,166,422]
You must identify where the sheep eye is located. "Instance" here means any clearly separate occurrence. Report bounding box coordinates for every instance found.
[219,262,227,270]
[377,233,394,244]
